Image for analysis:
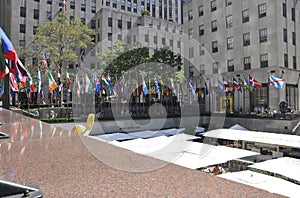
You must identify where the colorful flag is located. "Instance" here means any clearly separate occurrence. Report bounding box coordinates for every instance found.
[227,78,233,92]
[0,28,18,62]
[249,75,263,88]
[188,80,196,96]
[238,78,244,91]
[243,76,253,91]
[268,74,284,89]
[29,76,34,92]
[233,77,239,90]
[101,74,109,87]
[48,71,58,92]
[205,81,209,95]
[107,73,115,96]
[9,72,18,92]
[154,76,160,94]
[85,73,92,93]
[142,75,148,95]
[38,68,42,94]
[223,78,228,92]
[66,71,71,91]
[0,36,9,80]
[93,74,101,95]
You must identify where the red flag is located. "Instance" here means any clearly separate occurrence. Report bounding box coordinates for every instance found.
[249,75,263,88]
[0,28,18,62]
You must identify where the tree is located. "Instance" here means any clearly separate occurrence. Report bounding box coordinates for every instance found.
[33,12,95,71]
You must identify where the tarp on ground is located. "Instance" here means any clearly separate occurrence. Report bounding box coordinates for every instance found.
[248,157,300,183]
[219,170,300,198]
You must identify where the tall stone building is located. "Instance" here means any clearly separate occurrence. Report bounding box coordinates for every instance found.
[183,0,300,113]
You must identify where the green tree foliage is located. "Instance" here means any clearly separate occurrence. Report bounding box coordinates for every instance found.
[33,13,95,71]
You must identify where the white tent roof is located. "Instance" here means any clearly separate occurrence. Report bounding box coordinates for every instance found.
[109,133,259,169]
[249,157,300,182]
[203,129,300,149]
[219,170,300,198]
[229,124,248,130]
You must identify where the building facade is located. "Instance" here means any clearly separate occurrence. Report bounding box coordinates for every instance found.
[183,0,300,113]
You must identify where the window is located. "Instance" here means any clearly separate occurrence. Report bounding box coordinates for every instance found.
[47,0,52,5]
[118,34,122,40]
[19,40,25,48]
[242,9,249,23]
[199,24,204,36]
[198,5,203,17]
[145,34,149,42]
[228,59,234,72]
[227,37,233,50]
[34,9,39,19]
[127,1,132,11]
[211,0,217,12]
[177,41,181,48]
[118,20,122,29]
[293,56,296,69]
[259,28,267,42]
[91,20,96,29]
[226,15,233,28]
[108,18,112,27]
[46,11,52,19]
[292,8,295,21]
[243,32,250,46]
[200,44,205,55]
[211,20,217,32]
[244,57,251,70]
[200,64,205,75]
[188,28,193,39]
[113,0,117,8]
[292,32,296,45]
[260,54,268,68]
[70,1,75,9]
[170,39,173,47]
[121,0,125,10]
[212,41,218,53]
[282,3,286,17]
[284,54,288,67]
[188,10,193,21]
[212,62,218,74]
[34,0,40,2]
[189,47,194,58]
[283,28,287,42]
[162,38,166,45]
[106,0,110,6]
[258,3,266,18]
[108,33,112,41]
[225,0,232,7]
[20,24,26,33]
[20,7,26,17]
[81,4,86,11]
[91,6,96,13]
[154,36,157,44]
[59,0,63,7]
[127,21,131,29]
[33,26,37,35]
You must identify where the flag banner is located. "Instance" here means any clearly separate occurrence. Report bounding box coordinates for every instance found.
[48,71,58,92]
[85,73,93,93]
[238,78,244,91]
[249,75,263,88]
[0,28,18,62]
[154,76,160,94]
[9,73,18,92]
[0,36,9,80]
[268,74,284,89]
[142,75,148,95]
[233,77,239,91]
[38,68,42,94]
[227,78,233,92]
[75,73,81,98]
[217,80,225,94]
[243,76,253,91]
[66,72,71,91]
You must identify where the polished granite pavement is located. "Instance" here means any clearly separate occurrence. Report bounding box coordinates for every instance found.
[0,108,285,197]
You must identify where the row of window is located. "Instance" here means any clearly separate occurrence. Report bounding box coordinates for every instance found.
[197,54,296,75]
[189,2,267,21]
[30,1,96,13]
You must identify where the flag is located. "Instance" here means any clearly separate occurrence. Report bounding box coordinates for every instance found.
[42,53,48,73]
[217,80,225,94]
[0,36,9,80]
[48,71,58,92]
[0,28,18,62]
[188,80,196,96]
[205,81,209,95]
[238,77,244,91]
[101,74,109,87]
[85,73,92,93]
[268,74,284,89]
[66,71,71,91]
[209,79,214,95]
[79,51,85,70]
[9,72,18,92]
[0,79,4,96]
[29,76,34,92]
[93,74,101,95]
[154,76,160,94]
[233,77,239,90]
[107,73,115,96]
[142,75,148,95]
[223,78,228,92]
[63,0,68,11]
[227,78,233,92]
[38,68,42,94]
[75,73,81,98]
[249,75,263,88]
[243,76,253,91]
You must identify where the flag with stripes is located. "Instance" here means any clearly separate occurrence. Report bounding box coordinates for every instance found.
[268,74,284,89]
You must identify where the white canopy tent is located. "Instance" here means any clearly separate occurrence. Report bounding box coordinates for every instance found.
[219,170,300,198]
[203,129,300,149]
[248,157,300,183]
[229,124,248,130]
